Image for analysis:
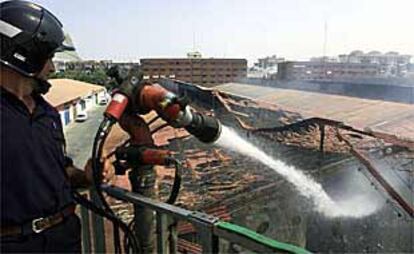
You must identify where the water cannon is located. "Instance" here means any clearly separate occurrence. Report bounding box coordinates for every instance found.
[104,71,222,144]
[93,70,222,208]
[90,70,222,253]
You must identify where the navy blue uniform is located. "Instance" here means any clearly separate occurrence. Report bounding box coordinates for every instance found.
[0,88,80,253]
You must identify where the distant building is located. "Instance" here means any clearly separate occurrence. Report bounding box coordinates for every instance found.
[250,55,285,79]
[338,50,411,77]
[254,55,285,69]
[277,61,381,80]
[277,51,412,81]
[46,79,107,127]
[56,59,139,75]
[52,33,82,72]
[141,57,247,87]
[407,63,414,79]
[310,56,337,63]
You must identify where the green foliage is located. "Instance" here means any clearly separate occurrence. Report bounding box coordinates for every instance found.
[49,69,109,86]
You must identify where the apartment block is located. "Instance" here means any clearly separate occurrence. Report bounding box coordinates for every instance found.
[140,58,247,87]
[277,61,381,80]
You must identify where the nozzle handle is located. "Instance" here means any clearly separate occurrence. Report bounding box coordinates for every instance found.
[115,146,172,166]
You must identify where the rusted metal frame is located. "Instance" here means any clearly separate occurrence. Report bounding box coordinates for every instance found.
[177,239,202,254]
[202,182,279,214]
[369,131,414,150]
[337,132,414,218]
[319,123,326,152]
[250,117,369,135]
[212,90,253,130]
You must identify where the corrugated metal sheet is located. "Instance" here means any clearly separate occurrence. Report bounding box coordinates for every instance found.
[217,83,414,140]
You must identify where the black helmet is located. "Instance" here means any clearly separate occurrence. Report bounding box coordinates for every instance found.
[0,0,74,77]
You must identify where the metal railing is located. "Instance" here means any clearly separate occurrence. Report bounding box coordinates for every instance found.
[78,185,311,254]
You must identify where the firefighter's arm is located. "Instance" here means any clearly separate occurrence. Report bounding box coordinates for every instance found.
[64,157,113,189]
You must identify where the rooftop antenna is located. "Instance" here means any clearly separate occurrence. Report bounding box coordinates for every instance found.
[322,16,329,78]
[192,30,196,52]
[323,18,328,61]
[190,0,197,54]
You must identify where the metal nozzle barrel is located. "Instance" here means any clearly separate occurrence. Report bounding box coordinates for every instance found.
[185,112,222,144]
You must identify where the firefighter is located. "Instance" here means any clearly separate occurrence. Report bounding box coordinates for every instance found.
[0,1,109,252]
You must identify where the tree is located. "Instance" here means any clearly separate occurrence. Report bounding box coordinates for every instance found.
[49,69,109,86]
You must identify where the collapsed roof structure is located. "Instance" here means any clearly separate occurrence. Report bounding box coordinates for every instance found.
[103,80,413,253]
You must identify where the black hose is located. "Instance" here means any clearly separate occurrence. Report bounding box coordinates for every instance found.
[123,158,182,251]
[91,117,141,253]
[92,118,114,212]
[73,191,140,253]
[90,117,183,253]
[91,119,123,253]
[166,158,182,204]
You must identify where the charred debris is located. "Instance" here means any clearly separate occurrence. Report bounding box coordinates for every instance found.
[104,80,413,253]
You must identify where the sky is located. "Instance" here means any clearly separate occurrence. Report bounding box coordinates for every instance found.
[31,0,414,65]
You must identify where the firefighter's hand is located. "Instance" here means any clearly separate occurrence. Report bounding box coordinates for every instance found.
[84,158,115,184]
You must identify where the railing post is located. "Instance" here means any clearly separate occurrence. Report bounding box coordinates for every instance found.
[79,193,91,254]
[169,219,178,254]
[198,226,219,254]
[90,189,106,253]
[190,212,219,254]
[156,213,169,254]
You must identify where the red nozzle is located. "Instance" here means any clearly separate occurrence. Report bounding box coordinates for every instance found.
[105,92,129,121]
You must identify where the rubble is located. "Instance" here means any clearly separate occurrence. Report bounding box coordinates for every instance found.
[97,81,413,252]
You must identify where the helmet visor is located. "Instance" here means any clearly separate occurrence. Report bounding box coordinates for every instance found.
[54,33,75,53]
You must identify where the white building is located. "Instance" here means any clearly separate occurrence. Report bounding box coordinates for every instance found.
[52,33,82,72]
[45,79,107,127]
[338,51,411,77]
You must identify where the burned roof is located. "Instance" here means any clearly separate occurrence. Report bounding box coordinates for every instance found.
[101,80,413,253]
[216,82,414,142]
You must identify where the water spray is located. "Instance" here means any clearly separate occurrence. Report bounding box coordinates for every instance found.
[215,125,382,218]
